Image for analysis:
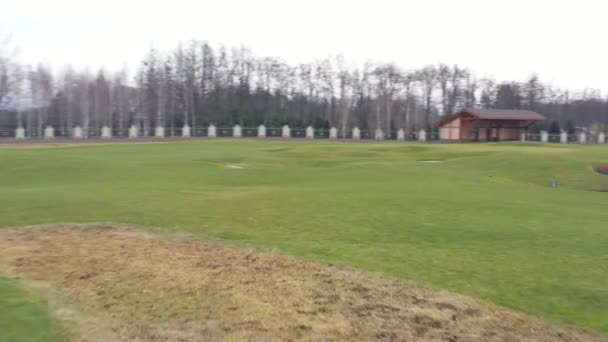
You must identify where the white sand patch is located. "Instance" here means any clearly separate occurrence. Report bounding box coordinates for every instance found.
[226,164,245,169]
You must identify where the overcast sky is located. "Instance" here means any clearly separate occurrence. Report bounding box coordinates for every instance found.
[2,0,607,91]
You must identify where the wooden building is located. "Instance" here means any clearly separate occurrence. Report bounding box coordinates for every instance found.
[436,109,546,141]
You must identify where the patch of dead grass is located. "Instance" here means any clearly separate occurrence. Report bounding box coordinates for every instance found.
[0,223,601,341]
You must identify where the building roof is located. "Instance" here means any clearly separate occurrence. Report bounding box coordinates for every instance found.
[436,109,546,126]
[463,109,546,120]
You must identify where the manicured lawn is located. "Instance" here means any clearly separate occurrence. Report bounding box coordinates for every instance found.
[0,278,66,342]
[0,140,607,333]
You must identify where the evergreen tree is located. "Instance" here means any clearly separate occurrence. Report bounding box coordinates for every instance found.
[565,120,575,134]
[549,121,561,134]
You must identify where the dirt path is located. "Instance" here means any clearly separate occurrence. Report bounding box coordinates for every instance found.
[0,224,601,341]
[0,140,169,149]
[595,164,608,176]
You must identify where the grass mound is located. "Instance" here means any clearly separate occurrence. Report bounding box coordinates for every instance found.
[0,223,601,341]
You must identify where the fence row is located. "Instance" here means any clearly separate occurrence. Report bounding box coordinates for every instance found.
[1,125,605,144]
[523,131,606,144]
[2,125,439,141]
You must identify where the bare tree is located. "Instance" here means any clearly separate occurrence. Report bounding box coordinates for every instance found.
[437,64,467,116]
[417,65,437,128]
[26,64,54,132]
[94,69,111,127]
[523,74,544,111]
[374,63,401,133]
[479,78,496,109]
[111,67,129,131]
[317,58,336,126]
[335,56,353,136]
[401,71,416,132]
[0,33,23,110]
[2,38,605,135]
[199,42,215,124]
[76,69,92,134]
[437,64,451,116]
[57,66,76,133]
[463,72,478,108]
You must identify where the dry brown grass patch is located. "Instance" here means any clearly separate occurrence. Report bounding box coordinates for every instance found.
[0,223,601,341]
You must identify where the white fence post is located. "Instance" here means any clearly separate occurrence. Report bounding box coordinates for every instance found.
[208,125,217,138]
[129,125,138,138]
[258,125,266,138]
[397,129,405,141]
[15,127,26,139]
[233,125,242,138]
[154,126,165,138]
[329,127,338,139]
[598,132,606,144]
[44,126,54,139]
[560,131,567,143]
[182,124,191,137]
[374,128,383,140]
[282,125,290,138]
[540,130,548,143]
[101,126,112,139]
[418,129,427,142]
[352,127,360,140]
[306,126,314,139]
[73,126,83,139]
[579,132,586,144]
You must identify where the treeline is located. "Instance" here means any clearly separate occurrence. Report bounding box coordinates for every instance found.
[1,39,607,133]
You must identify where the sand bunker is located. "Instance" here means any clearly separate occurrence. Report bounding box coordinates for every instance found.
[418,160,444,163]
[226,164,245,169]
[0,224,600,341]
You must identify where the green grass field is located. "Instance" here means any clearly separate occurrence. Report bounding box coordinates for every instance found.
[0,278,66,342]
[0,140,607,335]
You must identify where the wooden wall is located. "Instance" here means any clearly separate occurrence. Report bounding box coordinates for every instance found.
[440,117,529,141]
